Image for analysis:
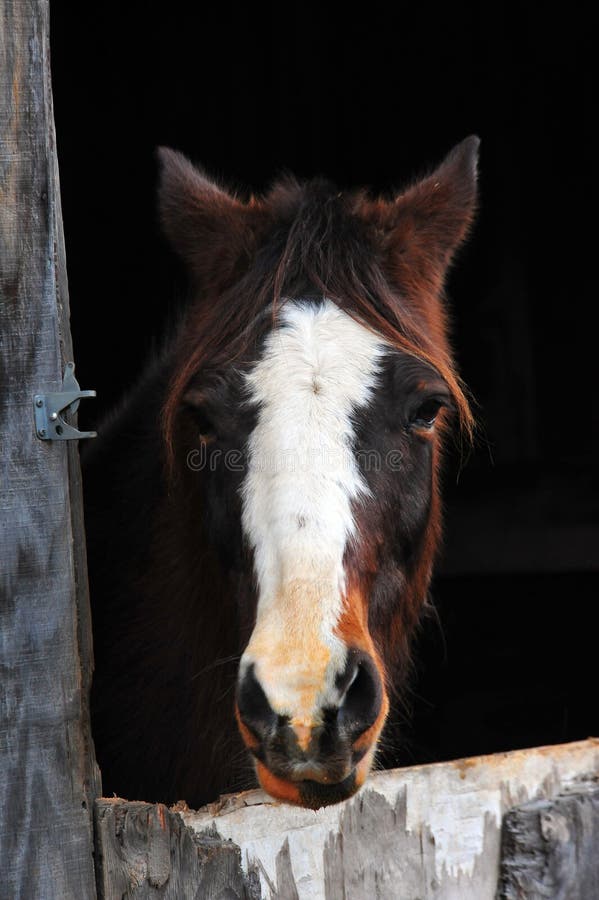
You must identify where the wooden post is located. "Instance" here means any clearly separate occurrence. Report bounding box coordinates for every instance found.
[94,800,257,900]
[498,784,599,900]
[0,0,100,896]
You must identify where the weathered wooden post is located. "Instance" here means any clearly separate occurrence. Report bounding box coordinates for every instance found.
[0,1,100,896]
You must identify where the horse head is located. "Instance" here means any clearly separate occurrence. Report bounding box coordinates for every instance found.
[158,138,478,807]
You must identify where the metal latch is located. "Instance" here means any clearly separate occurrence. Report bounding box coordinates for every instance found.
[34,362,97,441]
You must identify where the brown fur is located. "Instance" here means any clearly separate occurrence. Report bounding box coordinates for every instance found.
[85,138,479,808]
[160,138,478,473]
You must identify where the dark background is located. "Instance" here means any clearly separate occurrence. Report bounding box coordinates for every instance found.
[50,3,597,768]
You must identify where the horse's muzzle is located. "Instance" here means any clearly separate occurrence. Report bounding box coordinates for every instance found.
[235,650,386,807]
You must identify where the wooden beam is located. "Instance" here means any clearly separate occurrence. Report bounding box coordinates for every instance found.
[94,740,599,899]
[181,739,599,899]
[0,0,100,895]
[498,783,599,899]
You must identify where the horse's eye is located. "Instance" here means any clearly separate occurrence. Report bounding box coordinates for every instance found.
[195,412,216,443]
[409,398,445,429]
[182,390,216,441]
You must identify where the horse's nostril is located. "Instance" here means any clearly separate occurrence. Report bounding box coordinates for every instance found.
[338,652,383,737]
[236,664,277,741]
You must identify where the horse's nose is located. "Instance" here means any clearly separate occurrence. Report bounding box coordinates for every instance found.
[236,650,384,784]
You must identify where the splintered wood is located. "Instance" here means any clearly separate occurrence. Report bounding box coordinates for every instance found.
[95,738,599,899]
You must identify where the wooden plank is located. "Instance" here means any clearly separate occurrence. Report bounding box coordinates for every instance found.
[50,19,100,823]
[498,783,599,900]
[94,799,258,899]
[0,0,100,896]
[179,739,599,900]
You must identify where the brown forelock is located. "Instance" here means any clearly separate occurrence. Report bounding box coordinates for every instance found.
[161,146,477,473]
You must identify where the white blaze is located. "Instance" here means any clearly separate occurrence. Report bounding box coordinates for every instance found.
[240,300,385,722]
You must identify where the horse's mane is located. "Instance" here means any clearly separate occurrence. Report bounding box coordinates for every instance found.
[162,176,474,467]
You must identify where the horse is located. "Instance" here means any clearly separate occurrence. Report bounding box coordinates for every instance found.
[83,136,478,810]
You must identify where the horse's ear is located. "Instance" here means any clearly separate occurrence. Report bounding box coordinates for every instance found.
[378,136,480,296]
[157,147,265,290]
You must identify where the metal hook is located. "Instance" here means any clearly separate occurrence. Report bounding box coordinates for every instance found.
[34,362,97,441]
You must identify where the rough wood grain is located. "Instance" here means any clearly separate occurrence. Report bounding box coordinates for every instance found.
[94,799,258,899]
[0,0,100,896]
[181,739,599,900]
[497,783,599,900]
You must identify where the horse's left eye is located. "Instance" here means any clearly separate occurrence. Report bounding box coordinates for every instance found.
[409,398,445,429]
